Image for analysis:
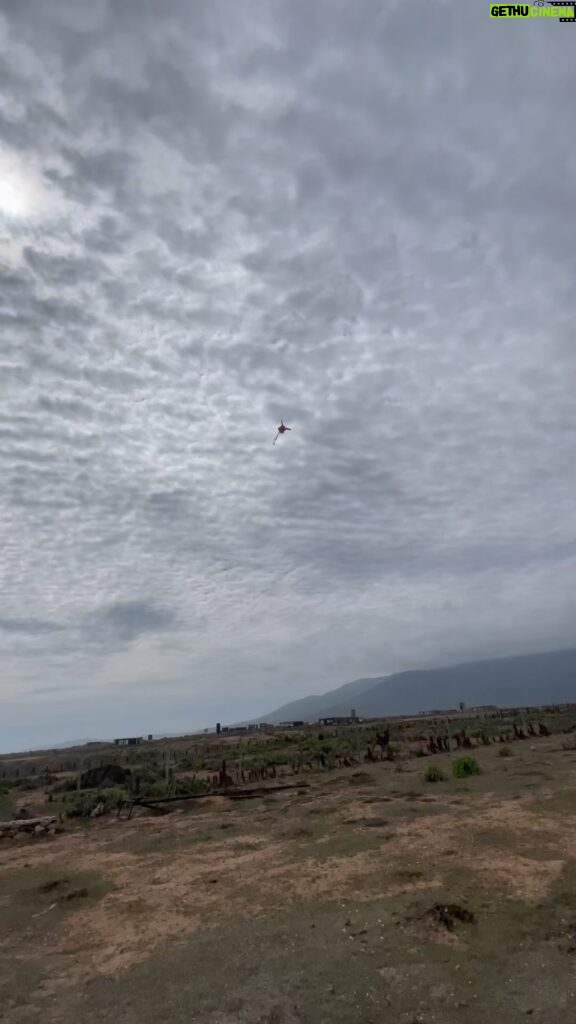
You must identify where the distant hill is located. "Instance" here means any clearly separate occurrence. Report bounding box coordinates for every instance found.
[250,648,576,724]
[29,739,103,752]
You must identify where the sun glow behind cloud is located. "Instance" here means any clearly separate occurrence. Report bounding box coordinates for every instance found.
[0,175,29,217]
[0,149,58,221]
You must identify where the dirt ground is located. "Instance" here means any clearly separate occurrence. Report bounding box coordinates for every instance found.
[2,737,576,1024]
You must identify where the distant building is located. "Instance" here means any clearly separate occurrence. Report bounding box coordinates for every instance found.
[318,716,357,726]
[416,705,499,718]
[216,723,221,735]
[114,737,143,746]
[278,720,305,728]
[417,709,458,717]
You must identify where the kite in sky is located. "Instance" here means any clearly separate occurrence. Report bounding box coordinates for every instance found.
[273,420,291,445]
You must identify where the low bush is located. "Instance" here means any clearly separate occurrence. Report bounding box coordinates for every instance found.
[11,778,38,792]
[245,749,292,768]
[52,778,80,794]
[63,786,129,818]
[424,764,446,783]
[63,792,98,818]
[98,787,129,811]
[452,756,482,779]
[174,776,210,796]
[177,755,208,772]
[143,776,210,800]
[298,737,354,758]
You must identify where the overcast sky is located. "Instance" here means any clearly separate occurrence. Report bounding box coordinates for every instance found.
[1,0,575,753]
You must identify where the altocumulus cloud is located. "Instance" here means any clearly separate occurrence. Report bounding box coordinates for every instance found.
[86,600,176,646]
[1,0,576,751]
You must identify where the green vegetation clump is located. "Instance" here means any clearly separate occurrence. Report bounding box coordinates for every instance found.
[240,740,280,758]
[424,764,446,783]
[298,737,354,757]
[498,746,513,758]
[294,736,356,771]
[171,776,209,797]
[177,755,208,772]
[60,774,210,816]
[9,778,37,792]
[63,786,129,818]
[53,778,81,794]
[143,776,209,799]
[452,756,482,779]
[244,749,293,769]
[98,787,130,810]
[63,792,99,818]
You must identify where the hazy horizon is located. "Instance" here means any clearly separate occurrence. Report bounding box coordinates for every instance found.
[2,1,576,754]
[3,643,576,755]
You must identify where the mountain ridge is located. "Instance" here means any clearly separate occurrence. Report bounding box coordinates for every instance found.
[246,647,576,724]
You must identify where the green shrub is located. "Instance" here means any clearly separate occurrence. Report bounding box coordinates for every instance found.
[174,776,209,796]
[298,737,353,757]
[498,747,513,758]
[177,755,207,772]
[63,792,98,818]
[245,749,292,768]
[63,786,129,818]
[452,756,482,779]
[424,764,446,783]
[143,776,209,799]
[143,779,171,799]
[98,787,129,811]
[0,774,42,790]
[53,778,82,794]
[137,767,164,789]
[13,778,37,792]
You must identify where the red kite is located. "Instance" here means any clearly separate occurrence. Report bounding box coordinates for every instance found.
[273,420,291,445]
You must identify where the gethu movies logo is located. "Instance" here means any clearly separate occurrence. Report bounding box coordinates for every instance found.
[490,1,576,17]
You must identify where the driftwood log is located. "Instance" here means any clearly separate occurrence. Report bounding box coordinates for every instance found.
[0,816,57,839]
[118,782,310,820]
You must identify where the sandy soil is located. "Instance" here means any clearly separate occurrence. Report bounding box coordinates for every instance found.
[2,738,576,1024]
